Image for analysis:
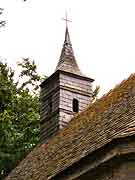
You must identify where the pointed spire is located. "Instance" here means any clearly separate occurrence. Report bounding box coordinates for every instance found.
[55,25,83,76]
[64,26,71,45]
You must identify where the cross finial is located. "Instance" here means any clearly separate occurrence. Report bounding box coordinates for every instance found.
[62,11,72,28]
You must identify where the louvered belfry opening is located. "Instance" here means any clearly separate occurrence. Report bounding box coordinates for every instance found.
[40,25,94,143]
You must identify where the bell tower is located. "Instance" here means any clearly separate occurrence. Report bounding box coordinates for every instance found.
[40,25,94,143]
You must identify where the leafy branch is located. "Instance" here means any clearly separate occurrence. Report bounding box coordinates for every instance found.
[0,8,6,28]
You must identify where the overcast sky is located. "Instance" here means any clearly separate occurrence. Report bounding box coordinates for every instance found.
[0,0,135,96]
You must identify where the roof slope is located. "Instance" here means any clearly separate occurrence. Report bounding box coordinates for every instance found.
[55,27,84,76]
[6,74,135,180]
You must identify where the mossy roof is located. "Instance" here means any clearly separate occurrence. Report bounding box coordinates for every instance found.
[6,74,135,180]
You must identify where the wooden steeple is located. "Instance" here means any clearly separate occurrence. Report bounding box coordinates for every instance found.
[40,22,94,143]
[55,26,83,76]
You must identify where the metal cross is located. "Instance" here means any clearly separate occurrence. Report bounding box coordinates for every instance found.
[62,12,72,28]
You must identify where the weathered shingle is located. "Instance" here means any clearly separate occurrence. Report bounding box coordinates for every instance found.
[55,27,84,77]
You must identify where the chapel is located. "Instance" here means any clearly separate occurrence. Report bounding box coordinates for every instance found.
[6,23,135,180]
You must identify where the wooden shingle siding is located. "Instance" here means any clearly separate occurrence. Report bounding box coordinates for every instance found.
[59,73,92,94]
[40,74,60,143]
[59,73,93,128]
[40,114,59,143]
[40,70,93,143]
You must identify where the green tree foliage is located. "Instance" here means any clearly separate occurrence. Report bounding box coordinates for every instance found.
[0,8,6,28]
[0,58,42,179]
[92,85,100,101]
